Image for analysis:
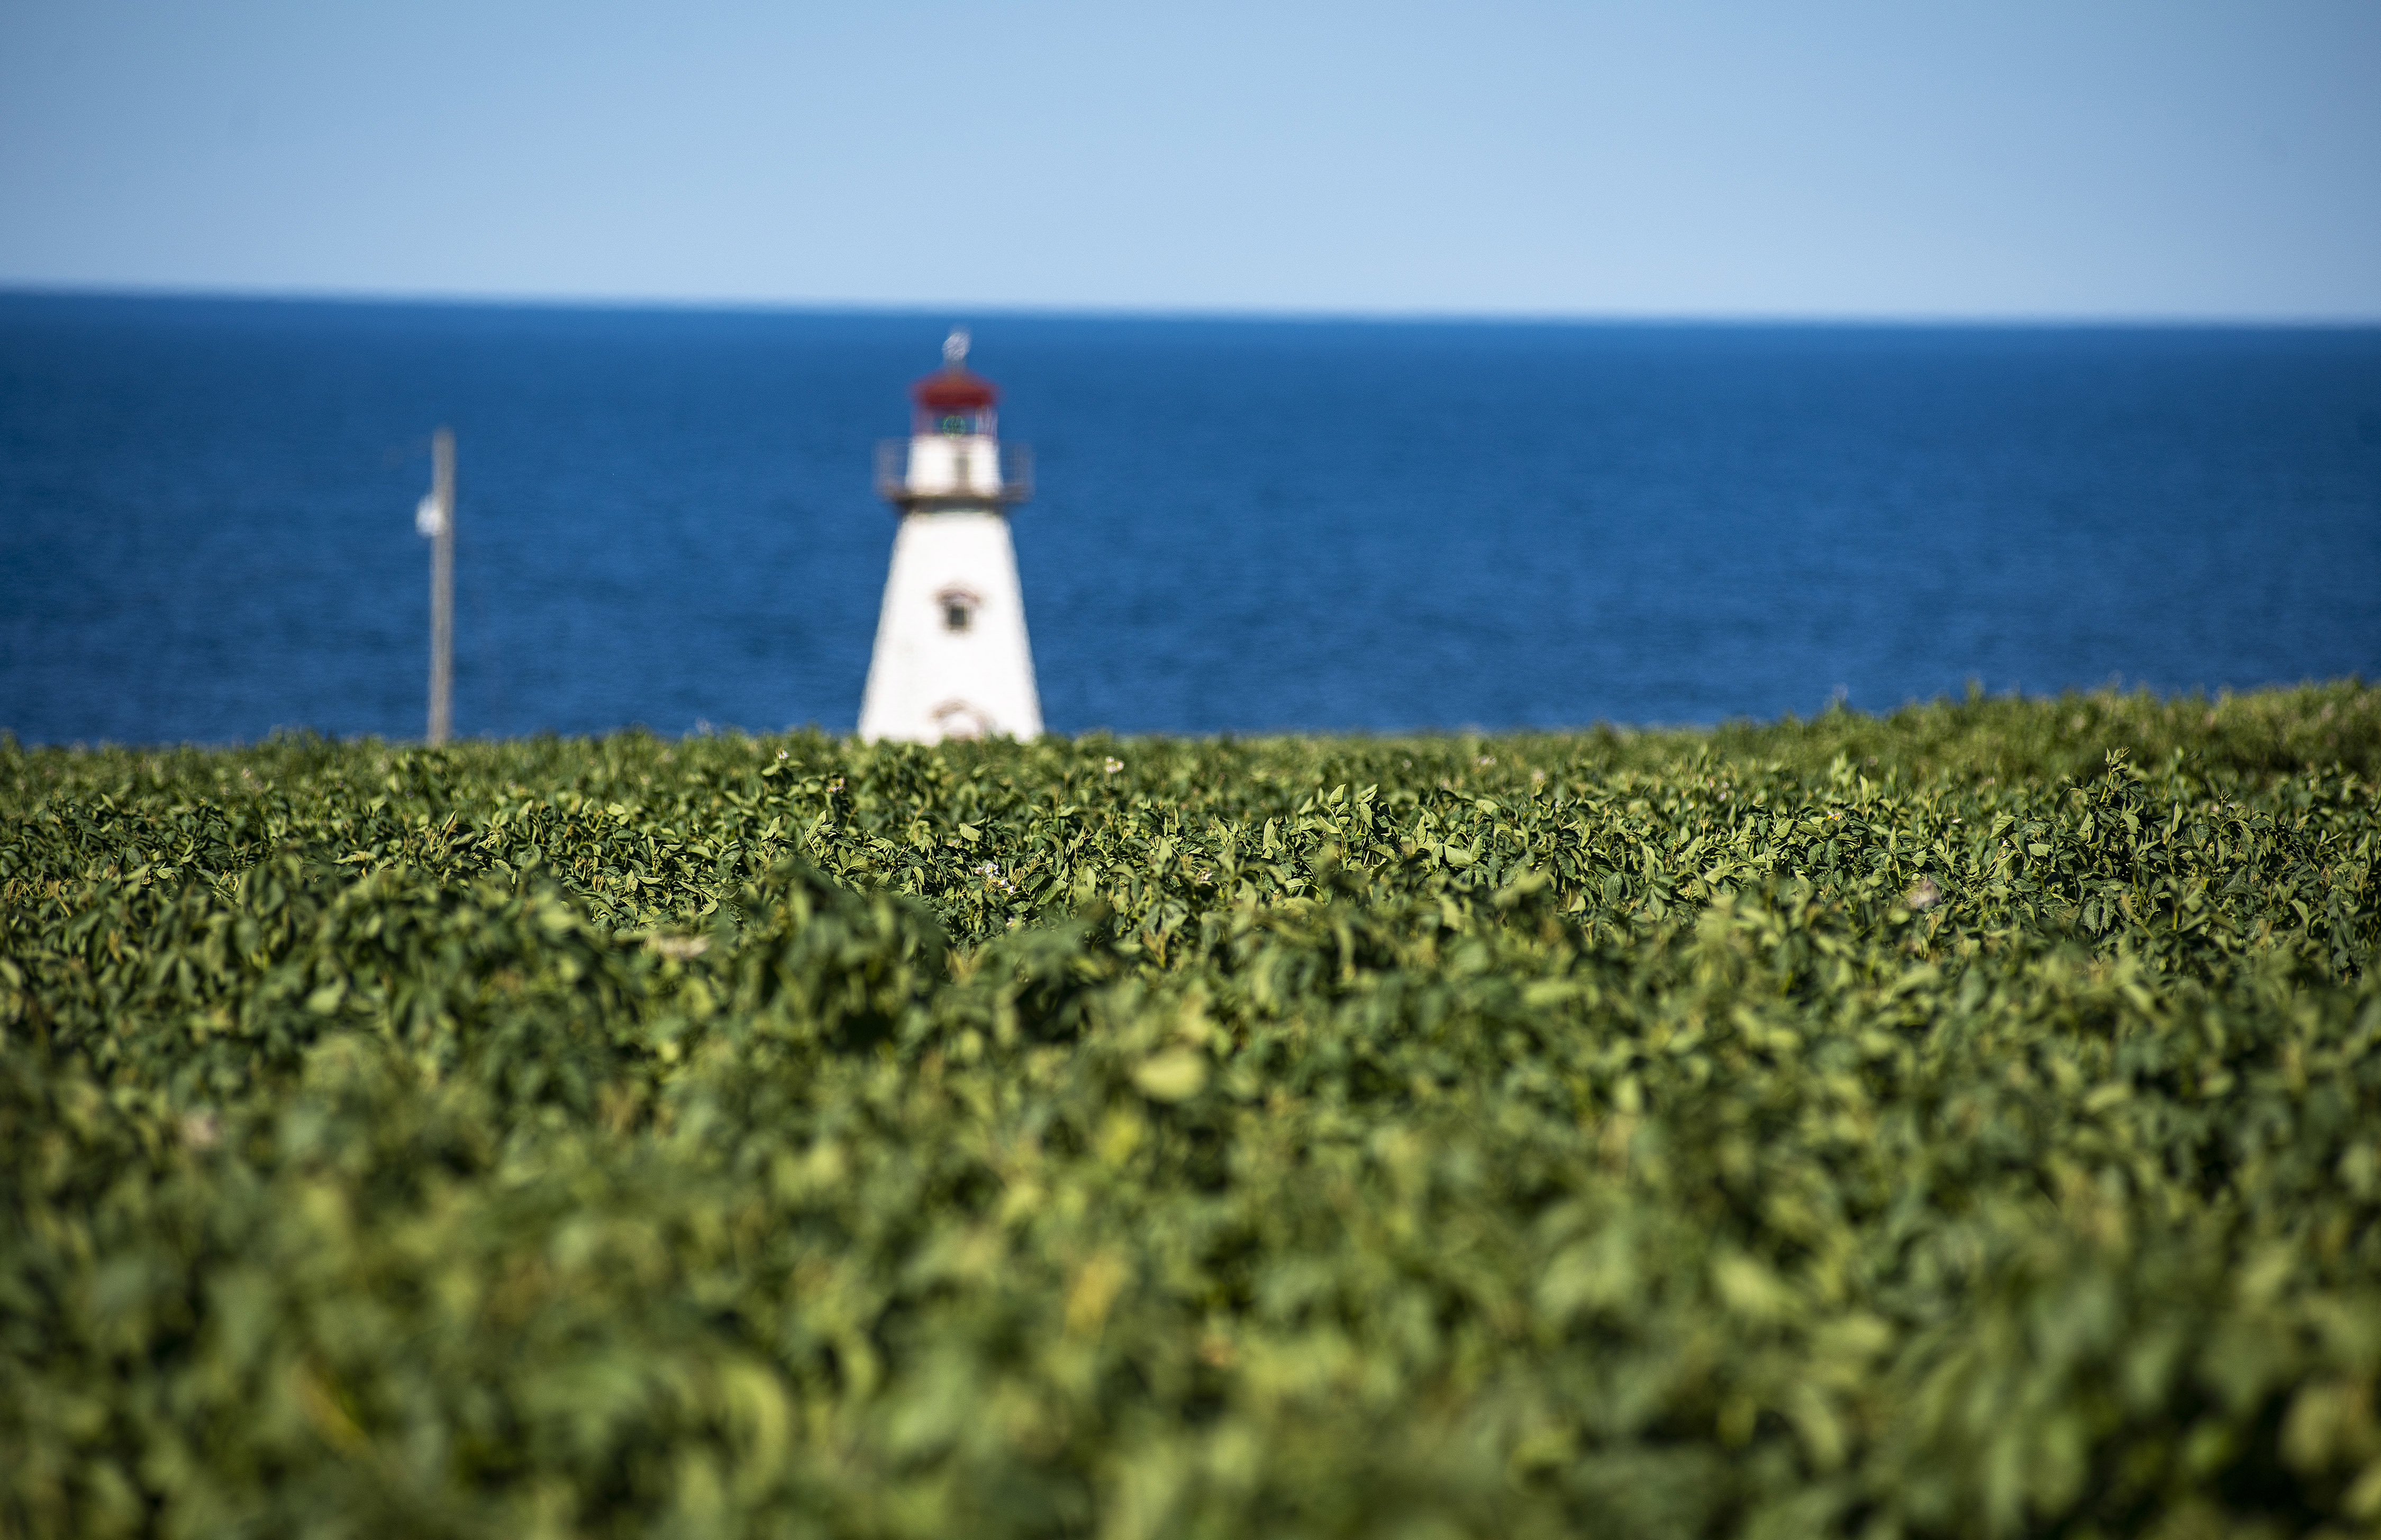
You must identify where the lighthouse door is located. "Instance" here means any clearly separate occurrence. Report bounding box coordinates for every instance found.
[931,699,994,740]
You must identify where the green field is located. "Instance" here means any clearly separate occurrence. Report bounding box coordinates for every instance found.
[4,685,2378,1539]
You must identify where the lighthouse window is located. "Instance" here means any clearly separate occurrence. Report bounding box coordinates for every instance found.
[938,586,981,633]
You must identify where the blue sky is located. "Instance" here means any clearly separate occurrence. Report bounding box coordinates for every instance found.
[3,1,2376,318]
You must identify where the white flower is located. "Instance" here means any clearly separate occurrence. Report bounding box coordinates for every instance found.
[1103,758,1124,774]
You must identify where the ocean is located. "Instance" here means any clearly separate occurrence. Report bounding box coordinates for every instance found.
[3,294,2376,744]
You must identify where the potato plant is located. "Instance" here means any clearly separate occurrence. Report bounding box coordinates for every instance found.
[2,683,2378,1539]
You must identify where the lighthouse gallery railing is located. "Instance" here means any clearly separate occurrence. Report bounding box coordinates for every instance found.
[876,440,1033,507]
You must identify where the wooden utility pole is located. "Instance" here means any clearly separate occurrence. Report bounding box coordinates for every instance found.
[421,427,456,745]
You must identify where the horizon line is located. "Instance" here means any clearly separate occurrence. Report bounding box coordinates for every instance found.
[6,280,2380,331]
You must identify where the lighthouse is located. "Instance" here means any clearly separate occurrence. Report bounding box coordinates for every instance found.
[857,329,1043,743]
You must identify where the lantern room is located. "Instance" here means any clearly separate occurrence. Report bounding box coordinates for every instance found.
[911,326,999,437]
[912,365,998,438]
[876,327,1032,507]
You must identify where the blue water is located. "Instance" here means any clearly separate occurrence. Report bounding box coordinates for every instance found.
[3,294,2377,744]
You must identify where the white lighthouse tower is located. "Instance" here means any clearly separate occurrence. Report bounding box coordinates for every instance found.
[857,329,1043,743]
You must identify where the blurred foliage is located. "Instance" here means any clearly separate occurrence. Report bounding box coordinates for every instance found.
[2,680,2378,1539]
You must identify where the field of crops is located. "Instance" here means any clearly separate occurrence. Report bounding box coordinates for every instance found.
[4,684,2378,1539]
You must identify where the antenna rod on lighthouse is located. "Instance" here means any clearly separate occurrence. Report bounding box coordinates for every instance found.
[423,426,455,746]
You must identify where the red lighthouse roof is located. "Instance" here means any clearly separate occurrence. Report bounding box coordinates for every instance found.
[911,367,999,411]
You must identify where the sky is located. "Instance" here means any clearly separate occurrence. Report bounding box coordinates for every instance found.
[2,1,2377,320]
